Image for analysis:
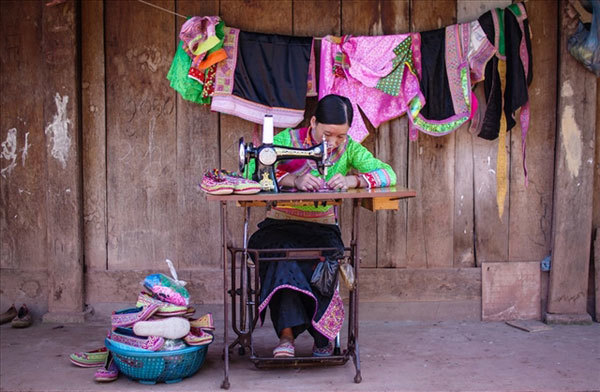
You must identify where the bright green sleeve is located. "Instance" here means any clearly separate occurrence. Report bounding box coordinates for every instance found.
[346,138,396,187]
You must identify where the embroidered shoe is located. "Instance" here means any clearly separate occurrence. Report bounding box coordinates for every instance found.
[135,292,188,317]
[94,357,119,382]
[69,347,109,367]
[11,305,32,328]
[110,304,159,328]
[199,169,235,195]
[273,340,295,358]
[189,313,214,331]
[0,305,17,325]
[109,327,165,351]
[219,170,261,195]
[183,327,214,346]
[184,306,196,318]
[312,340,334,357]
[133,317,190,340]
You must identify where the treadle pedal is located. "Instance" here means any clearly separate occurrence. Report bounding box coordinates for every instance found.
[250,354,349,368]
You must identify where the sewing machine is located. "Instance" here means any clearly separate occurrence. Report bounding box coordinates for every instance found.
[238,115,332,193]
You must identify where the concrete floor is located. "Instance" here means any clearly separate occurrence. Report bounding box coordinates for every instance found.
[1,304,599,392]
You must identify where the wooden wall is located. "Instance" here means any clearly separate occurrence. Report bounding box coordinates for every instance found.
[1,0,596,318]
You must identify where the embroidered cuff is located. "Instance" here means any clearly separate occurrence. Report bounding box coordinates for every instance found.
[359,169,392,188]
[275,169,290,182]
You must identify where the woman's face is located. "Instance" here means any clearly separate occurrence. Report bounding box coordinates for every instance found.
[310,116,349,151]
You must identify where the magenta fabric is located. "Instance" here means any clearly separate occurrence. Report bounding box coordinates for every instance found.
[319,35,424,143]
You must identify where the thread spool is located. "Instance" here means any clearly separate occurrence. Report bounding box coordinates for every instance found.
[262,115,274,144]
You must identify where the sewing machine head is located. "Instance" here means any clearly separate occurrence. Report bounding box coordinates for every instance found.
[238,115,333,192]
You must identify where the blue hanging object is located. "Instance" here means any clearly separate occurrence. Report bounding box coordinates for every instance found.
[541,256,551,272]
[568,0,600,76]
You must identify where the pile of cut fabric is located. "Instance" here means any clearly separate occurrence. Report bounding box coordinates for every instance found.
[69,265,214,383]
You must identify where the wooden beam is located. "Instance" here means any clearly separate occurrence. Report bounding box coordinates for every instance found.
[407,0,457,269]
[375,0,410,269]
[0,1,47,274]
[175,1,222,270]
[82,0,107,271]
[104,0,177,270]
[508,0,557,263]
[41,0,85,321]
[547,0,597,320]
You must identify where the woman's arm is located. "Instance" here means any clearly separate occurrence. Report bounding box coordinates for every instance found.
[346,138,397,188]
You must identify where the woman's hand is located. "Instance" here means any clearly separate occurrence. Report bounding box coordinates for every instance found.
[294,173,323,191]
[326,173,355,191]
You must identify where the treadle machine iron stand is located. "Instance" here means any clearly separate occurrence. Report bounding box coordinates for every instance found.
[207,188,416,389]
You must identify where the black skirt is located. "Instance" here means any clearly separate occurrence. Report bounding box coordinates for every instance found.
[248,218,345,341]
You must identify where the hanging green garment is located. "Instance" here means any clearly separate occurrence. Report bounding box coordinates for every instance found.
[166,41,210,105]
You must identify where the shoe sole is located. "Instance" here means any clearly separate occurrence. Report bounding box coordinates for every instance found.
[273,352,295,358]
[95,376,118,382]
[69,358,106,368]
[133,317,190,340]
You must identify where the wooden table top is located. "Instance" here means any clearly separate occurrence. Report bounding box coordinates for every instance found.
[206,187,416,202]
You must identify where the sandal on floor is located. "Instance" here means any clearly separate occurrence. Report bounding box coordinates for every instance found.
[69,347,108,367]
[273,340,295,358]
[312,340,334,357]
[94,354,118,382]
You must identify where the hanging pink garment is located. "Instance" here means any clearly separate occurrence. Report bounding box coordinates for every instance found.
[319,35,424,143]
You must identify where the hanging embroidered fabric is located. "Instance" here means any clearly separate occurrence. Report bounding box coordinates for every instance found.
[167,16,226,105]
[472,4,532,142]
[211,28,316,128]
[407,21,496,139]
[471,4,533,217]
[319,34,425,143]
[185,20,226,82]
[167,41,216,105]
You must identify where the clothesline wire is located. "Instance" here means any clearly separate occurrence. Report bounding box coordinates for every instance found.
[136,0,327,39]
[137,0,188,20]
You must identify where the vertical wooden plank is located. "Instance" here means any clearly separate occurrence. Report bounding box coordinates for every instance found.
[454,0,491,269]
[105,0,177,270]
[42,0,84,314]
[375,1,410,268]
[218,0,292,245]
[593,79,600,232]
[338,0,390,268]
[175,1,222,270]
[293,0,340,36]
[471,0,510,265]
[547,0,597,316]
[406,0,456,269]
[508,0,557,263]
[82,0,107,271]
[1,1,47,272]
[293,1,341,147]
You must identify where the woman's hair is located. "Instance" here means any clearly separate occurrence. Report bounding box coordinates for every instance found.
[314,94,354,126]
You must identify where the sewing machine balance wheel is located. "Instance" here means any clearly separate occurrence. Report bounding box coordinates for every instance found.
[238,137,248,173]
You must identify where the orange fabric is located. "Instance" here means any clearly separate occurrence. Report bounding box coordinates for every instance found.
[197,48,227,71]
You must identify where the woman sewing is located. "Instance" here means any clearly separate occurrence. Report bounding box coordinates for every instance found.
[247,94,396,358]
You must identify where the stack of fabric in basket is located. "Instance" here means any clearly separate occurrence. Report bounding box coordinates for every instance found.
[69,271,214,383]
